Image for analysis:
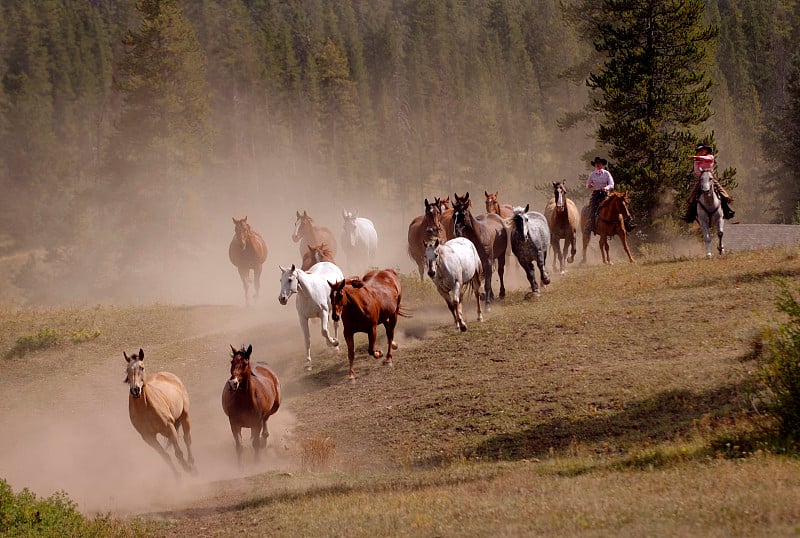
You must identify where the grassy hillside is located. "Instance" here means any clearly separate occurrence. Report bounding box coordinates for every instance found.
[1,247,800,536]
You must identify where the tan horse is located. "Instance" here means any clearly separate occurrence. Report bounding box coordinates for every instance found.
[292,210,338,260]
[544,180,579,274]
[484,190,514,219]
[580,192,635,264]
[229,216,268,306]
[124,349,195,477]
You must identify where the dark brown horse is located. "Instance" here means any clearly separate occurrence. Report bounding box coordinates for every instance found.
[544,180,579,274]
[292,210,338,260]
[229,217,268,306]
[328,269,406,380]
[453,192,507,309]
[484,190,514,219]
[407,198,444,280]
[301,242,335,271]
[221,344,281,465]
[580,192,635,264]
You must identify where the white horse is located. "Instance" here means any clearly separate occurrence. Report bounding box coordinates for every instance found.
[341,210,378,271]
[278,261,344,370]
[424,237,483,332]
[696,170,725,258]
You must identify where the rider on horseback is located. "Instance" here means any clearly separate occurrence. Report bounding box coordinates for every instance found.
[585,156,636,234]
[682,144,735,223]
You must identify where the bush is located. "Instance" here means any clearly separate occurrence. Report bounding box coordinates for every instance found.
[754,281,800,440]
[4,328,59,359]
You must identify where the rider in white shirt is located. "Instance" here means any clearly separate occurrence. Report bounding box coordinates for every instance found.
[585,156,635,234]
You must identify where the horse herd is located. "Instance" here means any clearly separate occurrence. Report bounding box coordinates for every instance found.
[123,183,636,476]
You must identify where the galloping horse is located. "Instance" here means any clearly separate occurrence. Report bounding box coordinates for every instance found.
[328,269,406,380]
[221,344,281,465]
[292,210,338,260]
[452,192,508,309]
[484,190,514,219]
[580,192,635,264]
[278,261,344,371]
[123,349,195,477]
[341,209,378,271]
[507,205,551,298]
[695,170,725,257]
[424,237,483,331]
[229,217,268,305]
[301,242,335,271]
[544,180,579,274]
[407,198,445,281]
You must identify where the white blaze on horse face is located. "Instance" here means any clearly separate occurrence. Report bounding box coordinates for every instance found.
[127,360,145,398]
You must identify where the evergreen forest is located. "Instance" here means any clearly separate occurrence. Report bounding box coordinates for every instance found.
[1,0,799,303]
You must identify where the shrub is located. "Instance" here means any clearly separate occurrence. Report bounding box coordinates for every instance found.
[71,328,102,343]
[754,281,800,441]
[5,327,59,359]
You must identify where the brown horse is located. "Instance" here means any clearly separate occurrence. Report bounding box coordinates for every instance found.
[292,210,338,260]
[544,180,579,274]
[221,344,282,465]
[328,269,406,380]
[484,190,514,219]
[229,216,268,306]
[452,192,508,309]
[580,192,635,264]
[301,242,335,271]
[407,198,444,280]
[123,349,195,477]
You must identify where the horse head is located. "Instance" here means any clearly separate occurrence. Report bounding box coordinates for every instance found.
[699,170,714,194]
[453,192,472,236]
[436,196,450,212]
[292,210,311,242]
[484,191,500,214]
[423,199,443,237]
[328,279,347,322]
[278,264,298,305]
[227,344,253,391]
[553,181,567,211]
[342,210,358,247]
[424,238,441,278]
[233,216,251,250]
[123,348,146,399]
[509,204,531,238]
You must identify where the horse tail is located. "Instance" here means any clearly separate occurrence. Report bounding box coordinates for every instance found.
[397,305,412,318]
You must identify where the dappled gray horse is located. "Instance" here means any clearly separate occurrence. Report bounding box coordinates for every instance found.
[507,205,551,298]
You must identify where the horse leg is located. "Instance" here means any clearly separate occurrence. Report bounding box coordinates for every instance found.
[537,247,551,287]
[252,265,263,304]
[620,233,635,263]
[230,424,244,465]
[416,258,426,281]
[497,255,506,299]
[140,432,180,478]
[599,235,610,264]
[320,307,339,349]
[472,274,483,323]
[451,282,467,331]
[251,423,264,461]
[299,313,313,370]
[523,261,539,299]
[581,228,590,264]
[368,325,383,359]
[345,331,356,380]
[177,412,195,470]
[383,317,397,366]
[567,232,577,264]
[260,417,270,448]
[238,267,250,306]
[482,259,493,311]
[438,286,461,331]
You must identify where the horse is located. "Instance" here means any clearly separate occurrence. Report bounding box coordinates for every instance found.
[484,190,514,219]
[221,344,281,465]
[580,192,635,264]
[278,261,344,371]
[507,205,551,299]
[229,216,268,306]
[543,180,579,274]
[341,209,378,271]
[452,192,508,310]
[424,237,483,331]
[123,349,195,477]
[407,198,445,281]
[301,242,335,271]
[695,170,725,258]
[328,269,406,380]
[292,210,338,260]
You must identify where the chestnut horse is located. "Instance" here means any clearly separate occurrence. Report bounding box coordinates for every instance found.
[221,344,281,465]
[301,242,335,271]
[124,349,195,477]
[484,190,514,219]
[292,210,338,260]
[452,192,508,309]
[543,180,579,274]
[328,269,406,380]
[407,198,445,280]
[229,216,268,306]
[580,192,635,264]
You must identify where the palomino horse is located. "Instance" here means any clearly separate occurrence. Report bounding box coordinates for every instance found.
[341,209,378,271]
[507,205,551,298]
[292,210,338,260]
[484,190,514,219]
[301,242,335,271]
[328,269,406,380]
[278,261,344,371]
[580,192,635,264]
[452,192,508,309]
[544,180,579,274]
[695,170,725,258]
[222,345,281,465]
[407,198,445,281]
[123,349,195,477]
[229,216,268,305]
[424,237,483,332]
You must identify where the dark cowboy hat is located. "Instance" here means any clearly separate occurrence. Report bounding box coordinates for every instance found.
[590,156,607,166]
[695,144,712,153]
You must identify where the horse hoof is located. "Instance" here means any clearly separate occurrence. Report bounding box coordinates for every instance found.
[524,291,539,300]
[329,338,339,347]
[304,364,312,371]
[459,324,467,332]
[374,351,384,359]
[382,359,393,367]
[391,341,398,350]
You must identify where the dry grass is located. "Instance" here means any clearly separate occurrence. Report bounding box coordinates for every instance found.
[300,436,337,472]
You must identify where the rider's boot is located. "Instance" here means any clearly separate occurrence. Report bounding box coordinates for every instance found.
[682,200,697,223]
[721,198,735,220]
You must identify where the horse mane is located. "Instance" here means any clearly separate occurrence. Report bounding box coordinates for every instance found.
[309,242,333,259]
